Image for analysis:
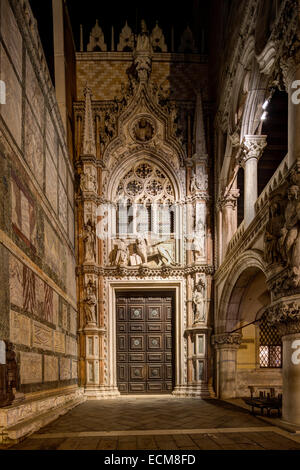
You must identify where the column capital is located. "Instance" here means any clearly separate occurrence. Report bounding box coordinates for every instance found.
[212,332,242,348]
[241,135,267,165]
[265,300,300,337]
[217,188,240,210]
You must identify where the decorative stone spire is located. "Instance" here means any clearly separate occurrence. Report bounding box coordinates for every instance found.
[193,91,207,159]
[117,21,134,51]
[179,26,197,53]
[87,19,107,52]
[111,26,115,51]
[82,85,96,156]
[80,24,83,52]
[150,21,167,52]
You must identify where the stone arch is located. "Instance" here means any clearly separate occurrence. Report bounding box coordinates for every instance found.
[216,250,269,334]
[229,36,255,133]
[240,62,269,139]
[106,150,184,203]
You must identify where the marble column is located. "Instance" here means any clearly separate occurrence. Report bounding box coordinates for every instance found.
[212,333,242,399]
[218,189,239,260]
[281,45,300,168]
[241,135,267,227]
[266,301,300,426]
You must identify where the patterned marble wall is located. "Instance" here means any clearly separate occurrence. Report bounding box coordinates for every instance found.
[0,0,78,394]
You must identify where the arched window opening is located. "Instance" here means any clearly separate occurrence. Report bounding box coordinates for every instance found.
[259,313,282,368]
[258,89,288,196]
[115,162,175,238]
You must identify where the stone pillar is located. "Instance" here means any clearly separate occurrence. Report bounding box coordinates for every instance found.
[241,135,267,227]
[266,301,300,426]
[218,189,239,259]
[212,333,242,399]
[52,0,67,131]
[281,43,300,168]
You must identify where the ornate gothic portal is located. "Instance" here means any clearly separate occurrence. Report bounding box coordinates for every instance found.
[75,21,213,398]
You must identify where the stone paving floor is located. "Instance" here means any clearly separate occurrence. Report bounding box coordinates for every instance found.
[8,397,300,450]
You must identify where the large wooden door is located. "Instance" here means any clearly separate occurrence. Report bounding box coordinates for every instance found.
[116,293,174,394]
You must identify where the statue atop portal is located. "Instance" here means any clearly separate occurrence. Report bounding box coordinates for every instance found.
[134,20,153,82]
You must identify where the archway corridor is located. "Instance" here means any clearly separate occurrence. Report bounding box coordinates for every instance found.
[8,397,300,450]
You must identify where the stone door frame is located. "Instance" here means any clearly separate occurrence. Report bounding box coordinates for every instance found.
[107,280,185,394]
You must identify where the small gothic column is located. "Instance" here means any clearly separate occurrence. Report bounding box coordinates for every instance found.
[212,333,242,399]
[218,189,239,259]
[266,301,300,426]
[77,86,119,398]
[241,135,267,227]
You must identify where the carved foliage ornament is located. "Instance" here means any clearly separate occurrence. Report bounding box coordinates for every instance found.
[241,135,267,164]
[212,333,242,346]
[218,189,240,210]
[265,301,300,336]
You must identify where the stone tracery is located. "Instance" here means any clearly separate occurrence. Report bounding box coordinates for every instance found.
[115,161,175,205]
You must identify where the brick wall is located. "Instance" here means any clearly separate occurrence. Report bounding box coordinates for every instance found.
[76,52,208,101]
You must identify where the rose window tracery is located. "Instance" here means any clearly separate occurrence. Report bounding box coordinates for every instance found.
[116,162,175,204]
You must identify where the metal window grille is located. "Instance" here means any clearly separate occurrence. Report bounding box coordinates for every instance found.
[259,314,282,368]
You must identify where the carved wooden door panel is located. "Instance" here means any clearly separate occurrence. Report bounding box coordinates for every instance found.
[116,293,173,394]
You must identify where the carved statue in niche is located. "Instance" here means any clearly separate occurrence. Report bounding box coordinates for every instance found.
[134,20,153,81]
[84,279,97,324]
[134,236,148,264]
[191,232,205,262]
[83,219,96,263]
[169,102,178,134]
[136,19,152,53]
[192,280,206,323]
[111,239,129,266]
[279,185,300,279]
[190,170,208,193]
[133,118,154,142]
[80,166,97,193]
[264,200,284,264]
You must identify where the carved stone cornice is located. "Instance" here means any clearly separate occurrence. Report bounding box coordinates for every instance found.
[218,189,240,210]
[211,332,242,347]
[241,135,267,165]
[185,193,211,203]
[76,264,215,278]
[265,300,300,336]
